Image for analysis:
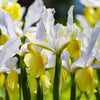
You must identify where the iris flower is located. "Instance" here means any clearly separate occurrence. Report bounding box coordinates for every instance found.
[25,6,82,58]
[69,22,100,94]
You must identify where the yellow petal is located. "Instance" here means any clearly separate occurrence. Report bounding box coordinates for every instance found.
[6,71,19,100]
[75,67,98,94]
[24,43,45,78]
[61,69,67,90]
[29,76,37,93]
[84,7,97,24]
[0,73,5,85]
[40,71,51,91]
[66,40,81,58]
[29,52,45,78]
[0,34,9,46]
[41,49,48,64]
[24,53,32,68]
[9,3,21,20]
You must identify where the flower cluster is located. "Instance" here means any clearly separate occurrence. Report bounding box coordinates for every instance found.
[0,0,100,100]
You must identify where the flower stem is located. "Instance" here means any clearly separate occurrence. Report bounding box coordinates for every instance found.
[4,73,10,100]
[95,70,100,100]
[20,57,31,100]
[53,54,62,100]
[36,77,43,100]
[70,73,76,100]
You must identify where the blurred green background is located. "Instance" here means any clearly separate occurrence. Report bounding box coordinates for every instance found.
[18,0,84,25]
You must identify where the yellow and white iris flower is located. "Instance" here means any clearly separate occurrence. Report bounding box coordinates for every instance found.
[24,43,51,92]
[69,22,100,94]
[25,6,82,58]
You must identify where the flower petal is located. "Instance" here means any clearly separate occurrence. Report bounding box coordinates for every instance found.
[66,6,74,36]
[24,0,43,30]
[0,37,21,66]
[0,8,16,37]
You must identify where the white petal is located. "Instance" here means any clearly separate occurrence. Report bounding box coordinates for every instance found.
[15,26,23,37]
[24,0,43,30]
[20,7,26,18]
[25,33,55,52]
[0,56,19,73]
[91,63,100,69]
[54,23,66,39]
[0,37,21,66]
[62,60,69,70]
[66,6,74,36]
[75,14,92,34]
[36,18,46,41]
[80,0,100,7]
[5,57,18,69]
[86,22,100,55]
[19,43,29,55]
[42,6,56,44]
[61,50,70,70]
[24,26,37,34]
[0,24,7,35]
[93,48,100,61]
[0,9,16,37]
[70,59,84,72]
[45,55,56,69]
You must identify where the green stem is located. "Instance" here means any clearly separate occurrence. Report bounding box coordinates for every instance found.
[95,70,100,100]
[53,54,62,100]
[18,75,22,100]
[20,57,31,100]
[4,73,10,100]
[70,73,76,100]
[36,77,43,100]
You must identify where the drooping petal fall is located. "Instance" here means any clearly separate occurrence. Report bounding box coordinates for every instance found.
[6,71,19,100]
[75,67,98,94]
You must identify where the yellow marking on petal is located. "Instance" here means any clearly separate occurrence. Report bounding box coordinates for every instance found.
[62,70,65,82]
[0,73,5,85]
[84,7,97,24]
[61,69,67,90]
[69,30,78,41]
[65,40,81,58]
[45,30,47,34]
[9,3,21,20]
[0,34,9,46]
[94,58,100,64]
[44,37,47,42]
[41,49,48,64]
[75,67,98,94]
[27,43,37,55]
[6,71,19,100]
[58,28,66,38]
[85,67,93,80]
[2,6,10,12]
[69,58,71,66]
